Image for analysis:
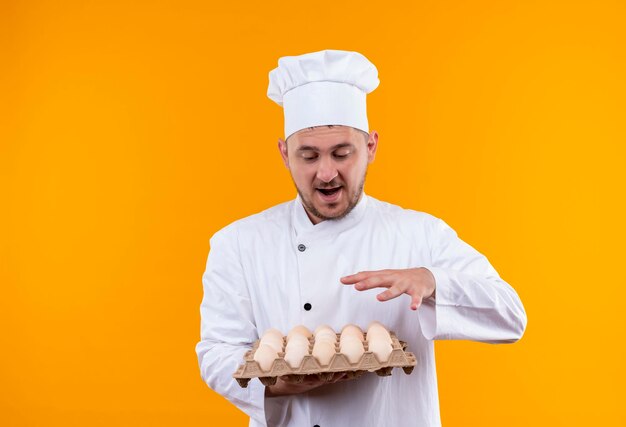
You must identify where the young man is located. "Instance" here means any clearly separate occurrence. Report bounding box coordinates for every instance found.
[196,49,527,427]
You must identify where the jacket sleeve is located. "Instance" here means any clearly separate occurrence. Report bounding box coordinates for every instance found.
[195,225,267,424]
[417,216,527,343]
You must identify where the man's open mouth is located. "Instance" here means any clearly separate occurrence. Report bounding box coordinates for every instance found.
[317,187,342,196]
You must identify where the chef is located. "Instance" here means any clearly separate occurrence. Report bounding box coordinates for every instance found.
[195,49,527,427]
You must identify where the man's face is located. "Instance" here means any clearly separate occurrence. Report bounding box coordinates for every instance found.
[278,125,378,224]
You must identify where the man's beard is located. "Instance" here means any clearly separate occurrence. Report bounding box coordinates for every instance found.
[296,171,367,222]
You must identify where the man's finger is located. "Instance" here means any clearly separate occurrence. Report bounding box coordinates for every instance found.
[353,274,392,291]
[302,378,322,386]
[340,270,387,284]
[376,286,404,302]
[410,293,423,311]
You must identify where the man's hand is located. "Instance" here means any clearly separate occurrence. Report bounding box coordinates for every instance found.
[265,372,348,397]
[340,267,436,310]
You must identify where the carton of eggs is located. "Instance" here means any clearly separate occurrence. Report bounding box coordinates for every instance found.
[234,322,417,388]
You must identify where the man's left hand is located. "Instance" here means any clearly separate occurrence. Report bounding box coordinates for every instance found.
[340,268,436,311]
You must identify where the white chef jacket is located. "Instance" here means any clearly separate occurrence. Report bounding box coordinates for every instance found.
[195,193,527,427]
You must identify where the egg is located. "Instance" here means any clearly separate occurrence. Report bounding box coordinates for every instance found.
[260,335,284,353]
[341,324,364,341]
[340,336,364,364]
[315,334,338,348]
[368,339,393,363]
[316,335,337,349]
[367,322,392,343]
[316,329,337,340]
[314,324,335,335]
[340,336,362,350]
[367,329,393,344]
[339,325,363,342]
[314,338,337,354]
[287,325,312,341]
[262,328,284,341]
[253,344,279,372]
[285,335,310,352]
[284,345,309,369]
[367,321,388,333]
[312,340,336,366]
[340,334,362,346]
[315,326,336,338]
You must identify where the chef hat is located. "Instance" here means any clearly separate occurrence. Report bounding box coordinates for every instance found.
[267,49,379,140]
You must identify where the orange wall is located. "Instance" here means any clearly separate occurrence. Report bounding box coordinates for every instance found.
[2,0,625,425]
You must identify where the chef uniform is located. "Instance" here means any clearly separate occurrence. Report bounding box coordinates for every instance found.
[195,50,527,427]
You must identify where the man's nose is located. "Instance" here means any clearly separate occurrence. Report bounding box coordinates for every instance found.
[316,156,338,183]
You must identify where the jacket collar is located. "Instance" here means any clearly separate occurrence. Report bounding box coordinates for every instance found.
[292,191,369,240]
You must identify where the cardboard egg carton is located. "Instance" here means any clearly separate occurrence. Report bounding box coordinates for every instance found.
[233,332,416,388]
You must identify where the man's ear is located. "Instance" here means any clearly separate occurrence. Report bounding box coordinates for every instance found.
[366,130,379,164]
[278,138,289,169]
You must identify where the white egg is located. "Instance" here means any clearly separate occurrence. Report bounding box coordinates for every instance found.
[316,336,337,349]
[284,345,309,369]
[340,337,364,364]
[289,338,309,350]
[312,341,336,366]
[340,333,363,347]
[367,321,388,333]
[260,335,284,353]
[341,324,364,341]
[253,344,278,372]
[286,333,310,349]
[314,324,335,335]
[315,334,338,348]
[340,334,362,346]
[367,330,392,344]
[368,339,393,363]
[262,328,284,341]
[315,326,337,337]
[367,322,392,343]
[287,325,312,340]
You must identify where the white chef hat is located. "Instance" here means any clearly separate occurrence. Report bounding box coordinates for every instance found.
[267,49,379,140]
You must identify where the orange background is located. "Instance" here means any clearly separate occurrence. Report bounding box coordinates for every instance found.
[2,0,625,425]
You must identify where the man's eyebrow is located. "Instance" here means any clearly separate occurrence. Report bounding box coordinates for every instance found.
[296,142,355,152]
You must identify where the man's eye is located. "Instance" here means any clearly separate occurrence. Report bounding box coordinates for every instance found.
[302,154,318,161]
[334,150,351,158]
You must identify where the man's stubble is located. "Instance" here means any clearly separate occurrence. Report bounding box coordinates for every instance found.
[294,169,367,223]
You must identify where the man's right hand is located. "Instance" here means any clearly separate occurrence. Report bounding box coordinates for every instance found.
[265,372,349,397]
